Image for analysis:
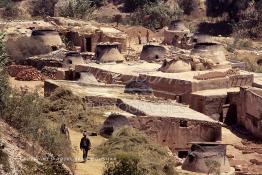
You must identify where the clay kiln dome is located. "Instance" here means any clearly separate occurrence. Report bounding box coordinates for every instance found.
[63,51,84,68]
[140,44,166,62]
[193,34,217,44]
[31,29,64,50]
[95,42,124,63]
[169,20,190,32]
[182,143,233,174]
[100,113,130,138]
[191,43,230,68]
[159,59,192,73]
[163,20,190,45]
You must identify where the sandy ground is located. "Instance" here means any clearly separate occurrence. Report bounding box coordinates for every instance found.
[9,77,44,95]
[222,127,262,174]
[70,129,106,175]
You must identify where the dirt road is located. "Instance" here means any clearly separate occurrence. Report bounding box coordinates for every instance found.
[70,129,106,175]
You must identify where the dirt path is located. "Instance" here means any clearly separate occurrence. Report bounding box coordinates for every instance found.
[222,127,262,174]
[70,129,106,175]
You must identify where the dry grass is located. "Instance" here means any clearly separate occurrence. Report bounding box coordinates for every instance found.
[42,87,119,132]
[95,127,178,175]
[0,149,10,173]
[1,89,74,170]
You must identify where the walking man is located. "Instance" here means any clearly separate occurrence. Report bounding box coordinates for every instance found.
[80,131,91,162]
[60,123,70,140]
[138,31,142,44]
[146,30,150,43]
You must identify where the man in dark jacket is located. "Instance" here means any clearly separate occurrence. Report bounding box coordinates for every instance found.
[80,131,91,162]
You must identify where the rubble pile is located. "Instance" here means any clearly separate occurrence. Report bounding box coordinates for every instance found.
[41,67,58,80]
[7,65,46,81]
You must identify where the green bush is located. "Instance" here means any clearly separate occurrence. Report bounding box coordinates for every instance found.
[59,0,95,19]
[104,153,145,175]
[1,90,74,169]
[33,0,59,17]
[2,0,18,18]
[178,0,199,15]
[96,127,178,175]
[233,1,262,39]
[130,2,182,30]
[90,0,107,7]
[0,33,10,111]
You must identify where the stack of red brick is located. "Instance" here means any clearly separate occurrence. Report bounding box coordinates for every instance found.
[7,65,46,81]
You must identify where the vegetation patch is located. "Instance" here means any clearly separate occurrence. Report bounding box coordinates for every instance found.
[59,0,96,19]
[95,127,178,175]
[42,87,118,132]
[130,2,182,30]
[0,89,74,170]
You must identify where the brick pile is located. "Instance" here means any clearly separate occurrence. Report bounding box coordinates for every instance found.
[7,65,46,81]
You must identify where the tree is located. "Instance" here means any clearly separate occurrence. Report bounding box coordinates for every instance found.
[178,0,199,15]
[59,0,95,19]
[123,0,159,12]
[33,0,59,17]
[2,0,18,18]
[131,2,183,30]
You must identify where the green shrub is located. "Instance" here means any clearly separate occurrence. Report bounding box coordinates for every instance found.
[104,153,145,175]
[96,127,178,175]
[0,33,10,111]
[90,0,107,7]
[59,0,95,19]
[178,0,199,15]
[2,0,18,18]
[130,2,183,30]
[33,0,59,17]
[233,1,262,40]
[1,90,74,169]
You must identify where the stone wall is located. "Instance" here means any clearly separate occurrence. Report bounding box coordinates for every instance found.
[129,117,221,153]
[139,74,192,100]
[76,66,138,84]
[190,94,227,120]
[229,87,262,139]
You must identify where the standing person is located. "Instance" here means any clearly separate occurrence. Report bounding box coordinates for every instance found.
[80,131,91,162]
[138,31,142,44]
[146,30,150,43]
[60,123,70,140]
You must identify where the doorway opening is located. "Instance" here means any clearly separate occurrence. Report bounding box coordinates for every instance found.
[178,151,188,158]
[85,37,92,52]
[224,104,237,126]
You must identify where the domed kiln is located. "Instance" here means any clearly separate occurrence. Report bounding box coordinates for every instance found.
[140,44,166,62]
[159,59,192,73]
[164,20,190,45]
[63,51,84,68]
[95,42,124,63]
[31,29,64,50]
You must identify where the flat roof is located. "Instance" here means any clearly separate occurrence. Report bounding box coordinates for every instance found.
[119,98,218,123]
[192,88,240,96]
[45,80,132,99]
[76,62,160,76]
[76,63,252,82]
